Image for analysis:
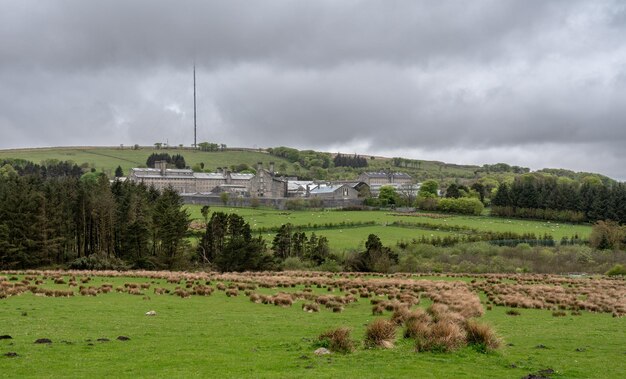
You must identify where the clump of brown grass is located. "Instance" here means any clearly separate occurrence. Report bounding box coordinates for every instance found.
[404,318,430,340]
[272,294,293,307]
[319,327,354,353]
[391,306,411,325]
[505,309,521,316]
[552,310,567,317]
[464,320,501,351]
[302,303,320,313]
[417,320,466,353]
[364,319,396,349]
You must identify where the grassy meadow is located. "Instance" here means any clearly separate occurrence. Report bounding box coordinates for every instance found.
[186,206,592,251]
[1,272,624,378]
[0,146,488,182]
[0,147,292,176]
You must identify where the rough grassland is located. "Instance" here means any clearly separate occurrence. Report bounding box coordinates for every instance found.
[0,274,624,378]
[0,147,292,175]
[187,206,592,251]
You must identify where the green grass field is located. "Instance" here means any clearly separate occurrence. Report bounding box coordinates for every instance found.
[0,146,487,182]
[1,273,624,378]
[186,206,592,251]
[0,147,292,176]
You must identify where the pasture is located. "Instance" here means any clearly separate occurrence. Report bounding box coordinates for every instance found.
[1,270,624,378]
[0,147,291,176]
[186,206,592,251]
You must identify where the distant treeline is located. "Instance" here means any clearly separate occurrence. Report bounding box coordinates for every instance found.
[146,153,186,169]
[1,159,83,178]
[492,174,626,223]
[268,147,332,169]
[333,153,368,168]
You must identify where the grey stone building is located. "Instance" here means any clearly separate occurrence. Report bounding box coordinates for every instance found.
[249,162,288,198]
[357,172,413,196]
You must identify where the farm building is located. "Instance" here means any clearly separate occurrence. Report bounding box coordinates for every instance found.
[309,183,359,200]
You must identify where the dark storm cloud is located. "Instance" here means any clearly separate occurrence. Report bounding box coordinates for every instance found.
[1,0,625,178]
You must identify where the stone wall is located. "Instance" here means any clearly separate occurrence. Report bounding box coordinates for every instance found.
[182,194,363,210]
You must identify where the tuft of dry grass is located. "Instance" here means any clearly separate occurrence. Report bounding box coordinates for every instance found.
[417,320,466,353]
[464,320,501,351]
[404,318,430,340]
[364,319,397,349]
[319,327,354,353]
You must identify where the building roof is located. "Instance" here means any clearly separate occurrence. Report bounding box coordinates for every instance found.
[194,172,226,180]
[361,172,412,178]
[310,184,347,194]
[230,173,254,180]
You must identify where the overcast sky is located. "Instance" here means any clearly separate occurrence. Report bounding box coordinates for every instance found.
[1,1,625,179]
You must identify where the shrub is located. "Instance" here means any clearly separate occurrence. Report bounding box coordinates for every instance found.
[505,309,521,316]
[464,320,501,351]
[437,197,484,216]
[282,257,309,271]
[68,253,128,271]
[364,319,397,348]
[318,327,355,353]
[606,264,626,276]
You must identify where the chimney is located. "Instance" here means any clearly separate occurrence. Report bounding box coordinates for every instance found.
[216,167,222,174]
[225,168,232,184]
[269,161,275,174]
[257,162,263,172]
[157,161,167,176]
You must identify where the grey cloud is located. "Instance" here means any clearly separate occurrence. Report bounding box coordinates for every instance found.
[1,0,625,179]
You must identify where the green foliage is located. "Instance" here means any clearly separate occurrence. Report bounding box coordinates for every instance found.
[272,224,330,265]
[68,252,128,270]
[419,180,439,198]
[416,196,439,211]
[151,188,190,268]
[378,185,399,206]
[198,212,272,272]
[146,153,186,169]
[589,220,625,250]
[197,142,226,152]
[492,173,626,223]
[345,234,399,273]
[437,197,484,215]
[605,264,626,276]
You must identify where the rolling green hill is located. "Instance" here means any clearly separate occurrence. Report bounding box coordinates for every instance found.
[0,147,292,177]
[0,146,613,185]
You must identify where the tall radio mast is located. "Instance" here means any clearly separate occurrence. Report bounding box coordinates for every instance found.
[193,63,197,149]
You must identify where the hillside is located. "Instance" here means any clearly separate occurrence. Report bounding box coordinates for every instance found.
[0,147,292,177]
[0,146,613,184]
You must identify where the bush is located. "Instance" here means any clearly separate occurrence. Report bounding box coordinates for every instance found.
[606,264,626,276]
[416,196,439,211]
[282,257,309,271]
[438,197,484,215]
[590,220,625,250]
[318,327,355,353]
[67,253,128,271]
[364,319,397,348]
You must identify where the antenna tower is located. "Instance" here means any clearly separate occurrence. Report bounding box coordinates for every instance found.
[193,64,197,148]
